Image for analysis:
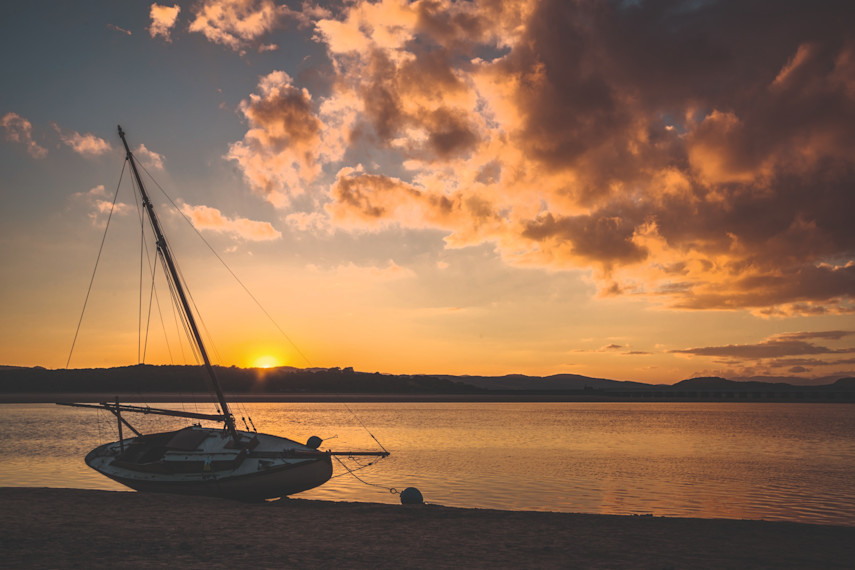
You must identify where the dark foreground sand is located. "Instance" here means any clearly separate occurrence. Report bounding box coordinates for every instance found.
[2,488,853,569]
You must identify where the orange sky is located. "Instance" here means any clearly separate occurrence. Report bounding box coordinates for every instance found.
[1,1,854,384]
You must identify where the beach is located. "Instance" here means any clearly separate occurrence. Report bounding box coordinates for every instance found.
[2,488,853,568]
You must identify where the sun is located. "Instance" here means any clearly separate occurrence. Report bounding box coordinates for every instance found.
[252,355,281,369]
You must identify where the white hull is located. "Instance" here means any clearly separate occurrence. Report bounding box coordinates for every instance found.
[85,426,332,501]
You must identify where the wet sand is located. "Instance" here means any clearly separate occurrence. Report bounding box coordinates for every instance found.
[2,488,853,568]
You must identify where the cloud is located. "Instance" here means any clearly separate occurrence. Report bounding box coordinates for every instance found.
[134,143,165,170]
[72,185,134,223]
[226,0,855,315]
[227,70,327,205]
[180,203,282,241]
[188,0,285,52]
[307,259,416,284]
[53,124,113,157]
[1,112,47,158]
[674,330,855,381]
[284,211,332,234]
[107,23,132,36]
[766,357,855,369]
[326,167,506,247]
[673,331,855,359]
[149,3,181,41]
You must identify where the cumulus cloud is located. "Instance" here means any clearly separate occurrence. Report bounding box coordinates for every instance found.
[134,143,165,170]
[188,0,285,52]
[180,203,282,241]
[1,112,47,158]
[227,70,328,205]
[53,124,113,157]
[226,0,855,315]
[72,184,134,223]
[149,3,181,41]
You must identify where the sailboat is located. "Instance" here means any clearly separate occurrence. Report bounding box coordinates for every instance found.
[59,126,388,501]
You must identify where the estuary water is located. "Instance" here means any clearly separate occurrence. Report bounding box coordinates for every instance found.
[2,402,854,526]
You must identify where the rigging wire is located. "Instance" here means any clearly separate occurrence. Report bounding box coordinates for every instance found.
[330,454,397,495]
[134,159,312,368]
[147,260,177,366]
[138,191,146,364]
[126,155,217,417]
[129,158,175,411]
[130,153,297,427]
[141,259,158,363]
[66,161,128,369]
[343,402,389,455]
[105,150,394,444]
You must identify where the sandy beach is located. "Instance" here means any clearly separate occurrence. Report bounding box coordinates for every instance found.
[2,488,853,568]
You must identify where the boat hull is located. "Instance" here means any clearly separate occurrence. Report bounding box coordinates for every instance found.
[84,427,333,501]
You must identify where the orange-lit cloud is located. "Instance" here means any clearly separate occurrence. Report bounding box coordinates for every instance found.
[674,330,855,379]
[149,3,180,42]
[674,331,855,359]
[328,259,416,283]
[107,23,132,36]
[1,112,47,158]
[227,70,327,205]
[53,124,113,157]
[189,0,284,52]
[180,203,282,241]
[226,0,855,315]
[134,143,165,170]
[72,185,134,223]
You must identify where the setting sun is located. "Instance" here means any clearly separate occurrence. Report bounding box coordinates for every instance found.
[252,355,281,369]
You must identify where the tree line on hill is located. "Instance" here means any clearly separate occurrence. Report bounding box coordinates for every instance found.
[0,365,853,398]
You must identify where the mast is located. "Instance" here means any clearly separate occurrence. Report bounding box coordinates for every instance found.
[117,125,237,439]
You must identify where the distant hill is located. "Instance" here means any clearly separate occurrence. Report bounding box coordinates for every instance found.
[0,365,481,396]
[671,377,798,391]
[669,376,855,391]
[431,373,654,391]
[1,365,852,398]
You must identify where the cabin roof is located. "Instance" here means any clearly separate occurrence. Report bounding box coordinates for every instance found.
[165,428,210,451]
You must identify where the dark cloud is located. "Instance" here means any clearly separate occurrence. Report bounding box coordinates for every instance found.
[523,211,648,268]
[503,0,855,309]
[672,264,855,312]
[673,331,855,359]
[233,0,855,314]
[767,357,855,368]
[778,331,855,341]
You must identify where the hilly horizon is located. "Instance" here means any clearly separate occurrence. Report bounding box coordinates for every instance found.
[1,364,852,394]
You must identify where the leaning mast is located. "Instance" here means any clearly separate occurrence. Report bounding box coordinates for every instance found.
[117,125,237,438]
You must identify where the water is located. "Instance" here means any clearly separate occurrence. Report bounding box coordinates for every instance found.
[1,402,854,526]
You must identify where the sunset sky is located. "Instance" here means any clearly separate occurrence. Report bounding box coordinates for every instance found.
[1,0,853,384]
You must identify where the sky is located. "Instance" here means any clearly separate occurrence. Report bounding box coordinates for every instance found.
[1,0,854,384]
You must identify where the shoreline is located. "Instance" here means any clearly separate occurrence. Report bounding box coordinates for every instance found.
[2,392,615,404]
[3,392,853,404]
[3,487,853,568]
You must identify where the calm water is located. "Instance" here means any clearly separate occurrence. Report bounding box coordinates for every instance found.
[2,402,854,526]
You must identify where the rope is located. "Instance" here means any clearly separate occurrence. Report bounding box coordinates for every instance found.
[134,159,312,368]
[343,402,389,455]
[331,454,397,495]
[66,161,127,368]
